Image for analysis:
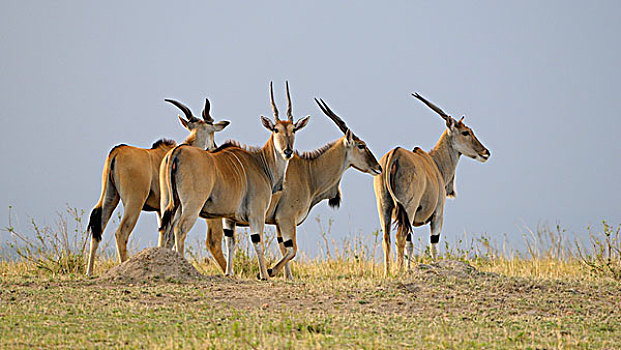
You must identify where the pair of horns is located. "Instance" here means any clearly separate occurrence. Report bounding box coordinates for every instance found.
[269,81,293,122]
[314,98,355,138]
[164,98,214,123]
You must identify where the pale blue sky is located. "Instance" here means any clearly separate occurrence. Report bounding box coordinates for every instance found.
[1,1,620,255]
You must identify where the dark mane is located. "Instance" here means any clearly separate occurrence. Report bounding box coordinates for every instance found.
[212,140,261,153]
[296,141,337,160]
[328,190,341,208]
[110,143,128,152]
[151,138,176,149]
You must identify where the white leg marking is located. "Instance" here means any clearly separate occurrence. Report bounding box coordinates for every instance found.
[406,241,414,270]
[225,235,236,277]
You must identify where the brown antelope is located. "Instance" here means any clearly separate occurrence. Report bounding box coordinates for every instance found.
[85,98,230,276]
[205,98,383,279]
[374,93,490,277]
[158,82,310,280]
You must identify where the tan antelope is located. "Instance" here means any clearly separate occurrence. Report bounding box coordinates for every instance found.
[205,98,383,279]
[85,98,230,276]
[374,93,490,277]
[158,82,310,280]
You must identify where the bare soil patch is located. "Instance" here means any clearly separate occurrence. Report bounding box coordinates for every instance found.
[99,247,204,283]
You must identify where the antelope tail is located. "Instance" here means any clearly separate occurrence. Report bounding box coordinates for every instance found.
[384,149,412,237]
[87,153,118,242]
[159,149,181,235]
[87,207,103,242]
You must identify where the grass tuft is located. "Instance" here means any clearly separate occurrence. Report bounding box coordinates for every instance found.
[576,221,621,280]
[3,205,89,275]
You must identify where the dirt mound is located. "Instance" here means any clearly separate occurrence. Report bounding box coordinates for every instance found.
[415,259,478,278]
[100,247,204,283]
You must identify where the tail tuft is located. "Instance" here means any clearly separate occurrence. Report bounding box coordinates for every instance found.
[159,208,174,232]
[393,202,412,237]
[87,207,103,242]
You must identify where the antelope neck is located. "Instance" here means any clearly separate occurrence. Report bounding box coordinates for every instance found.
[304,140,348,195]
[429,130,461,189]
[259,136,288,190]
[182,129,211,150]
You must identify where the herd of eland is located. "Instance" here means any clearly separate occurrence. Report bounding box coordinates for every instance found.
[86,82,490,280]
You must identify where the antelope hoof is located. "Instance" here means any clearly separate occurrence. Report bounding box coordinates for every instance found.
[257,268,273,279]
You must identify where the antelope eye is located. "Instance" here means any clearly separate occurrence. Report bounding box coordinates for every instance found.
[461,131,469,136]
[274,129,279,133]
[357,144,365,149]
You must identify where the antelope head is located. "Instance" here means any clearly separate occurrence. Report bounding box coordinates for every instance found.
[260,81,310,160]
[412,93,490,163]
[315,98,382,176]
[164,98,230,151]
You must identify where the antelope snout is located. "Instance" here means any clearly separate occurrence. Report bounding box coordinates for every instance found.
[480,149,491,162]
[371,165,383,176]
[283,148,293,159]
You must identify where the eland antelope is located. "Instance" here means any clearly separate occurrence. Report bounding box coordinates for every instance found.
[374,93,490,277]
[85,98,230,276]
[206,98,383,279]
[158,82,310,280]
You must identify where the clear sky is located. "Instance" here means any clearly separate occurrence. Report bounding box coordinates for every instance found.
[1,1,620,256]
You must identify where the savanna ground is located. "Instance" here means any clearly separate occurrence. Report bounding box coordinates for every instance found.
[1,208,620,349]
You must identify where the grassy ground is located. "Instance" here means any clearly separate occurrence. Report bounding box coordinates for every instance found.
[1,212,620,349]
[1,255,620,349]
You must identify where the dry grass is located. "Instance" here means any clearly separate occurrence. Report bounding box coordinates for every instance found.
[1,209,620,349]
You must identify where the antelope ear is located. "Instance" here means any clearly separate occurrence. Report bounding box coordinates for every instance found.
[446,116,456,131]
[261,116,275,131]
[178,116,190,129]
[213,120,230,132]
[294,115,310,132]
[344,129,355,146]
